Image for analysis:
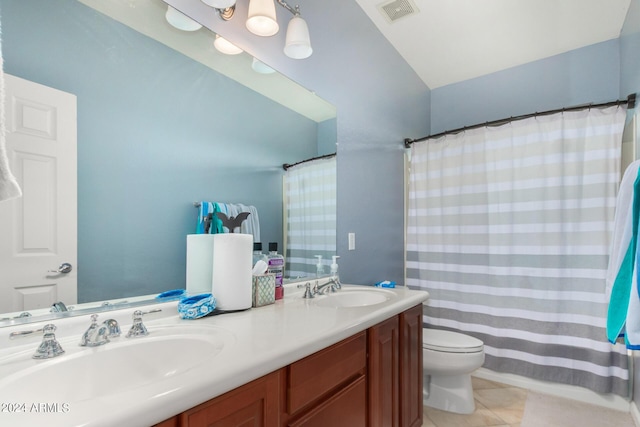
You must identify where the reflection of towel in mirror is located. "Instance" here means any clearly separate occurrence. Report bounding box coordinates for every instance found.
[0,33,22,203]
[238,203,260,243]
[196,202,223,234]
[195,201,260,243]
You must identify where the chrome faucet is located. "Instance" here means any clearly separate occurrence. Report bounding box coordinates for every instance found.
[315,278,341,295]
[80,314,110,347]
[126,309,161,338]
[330,272,342,290]
[9,324,65,359]
[102,318,121,337]
[51,301,68,313]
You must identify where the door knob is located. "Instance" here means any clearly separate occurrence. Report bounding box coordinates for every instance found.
[48,263,72,274]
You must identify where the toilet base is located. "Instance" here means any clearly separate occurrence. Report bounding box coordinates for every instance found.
[423,373,475,414]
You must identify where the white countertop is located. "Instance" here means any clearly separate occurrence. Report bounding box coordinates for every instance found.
[0,283,428,427]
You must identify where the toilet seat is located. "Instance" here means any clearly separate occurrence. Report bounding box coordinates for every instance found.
[423,329,483,353]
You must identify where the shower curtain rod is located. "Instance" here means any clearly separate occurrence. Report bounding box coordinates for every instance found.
[404,93,637,148]
[282,152,336,171]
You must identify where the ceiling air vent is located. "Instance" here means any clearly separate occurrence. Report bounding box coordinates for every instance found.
[377,0,419,23]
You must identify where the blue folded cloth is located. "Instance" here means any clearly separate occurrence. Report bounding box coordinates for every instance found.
[374,280,396,288]
[177,293,216,319]
[156,289,187,300]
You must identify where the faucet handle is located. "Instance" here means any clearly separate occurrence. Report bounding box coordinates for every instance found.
[32,324,65,359]
[126,309,160,338]
[303,282,314,299]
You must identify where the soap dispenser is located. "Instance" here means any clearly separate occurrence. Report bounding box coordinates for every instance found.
[315,255,324,277]
[330,255,341,289]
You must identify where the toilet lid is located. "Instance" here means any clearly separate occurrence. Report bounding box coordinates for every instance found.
[422,329,484,353]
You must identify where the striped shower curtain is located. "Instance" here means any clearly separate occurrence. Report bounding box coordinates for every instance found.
[284,156,336,278]
[406,106,629,396]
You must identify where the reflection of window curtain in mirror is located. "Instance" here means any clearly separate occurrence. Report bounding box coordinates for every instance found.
[284,157,336,278]
[406,106,628,396]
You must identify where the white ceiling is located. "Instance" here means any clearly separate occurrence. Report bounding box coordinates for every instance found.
[354,0,632,89]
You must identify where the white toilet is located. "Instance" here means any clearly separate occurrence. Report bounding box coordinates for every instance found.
[422,328,485,414]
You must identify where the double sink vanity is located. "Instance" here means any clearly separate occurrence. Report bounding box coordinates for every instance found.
[0,282,428,427]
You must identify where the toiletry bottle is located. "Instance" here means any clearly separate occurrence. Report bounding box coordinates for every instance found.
[315,255,324,277]
[330,256,340,280]
[252,242,267,266]
[267,242,285,299]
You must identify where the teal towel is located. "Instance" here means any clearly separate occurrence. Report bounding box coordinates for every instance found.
[607,171,640,343]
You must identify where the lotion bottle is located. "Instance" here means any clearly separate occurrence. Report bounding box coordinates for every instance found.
[330,255,340,280]
[315,255,324,277]
[267,242,285,299]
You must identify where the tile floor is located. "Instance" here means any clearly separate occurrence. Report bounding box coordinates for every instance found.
[423,377,526,427]
[422,377,637,427]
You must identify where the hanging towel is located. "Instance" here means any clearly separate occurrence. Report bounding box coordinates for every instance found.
[238,203,261,242]
[606,160,640,345]
[195,202,223,234]
[195,201,260,242]
[0,27,21,203]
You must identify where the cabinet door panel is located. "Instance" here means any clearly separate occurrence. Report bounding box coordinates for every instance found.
[288,331,366,414]
[368,315,400,427]
[180,370,281,427]
[287,375,366,427]
[400,304,424,427]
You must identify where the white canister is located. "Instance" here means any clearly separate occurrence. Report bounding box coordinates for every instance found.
[212,233,253,311]
[186,234,216,295]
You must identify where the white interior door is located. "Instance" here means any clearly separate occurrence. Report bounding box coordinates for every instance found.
[0,73,77,315]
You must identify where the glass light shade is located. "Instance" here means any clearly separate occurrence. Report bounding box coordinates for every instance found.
[246,0,279,37]
[201,0,236,8]
[214,35,243,55]
[165,6,202,32]
[251,57,276,74]
[284,16,312,59]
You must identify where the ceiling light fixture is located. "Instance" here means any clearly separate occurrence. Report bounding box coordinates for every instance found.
[178,0,312,59]
[246,0,279,36]
[201,0,236,21]
[165,6,203,31]
[214,34,244,55]
[251,57,276,74]
[201,0,236,7]
[280,2,312,59]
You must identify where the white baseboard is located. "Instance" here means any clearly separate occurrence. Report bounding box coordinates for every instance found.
[473,368,631,413]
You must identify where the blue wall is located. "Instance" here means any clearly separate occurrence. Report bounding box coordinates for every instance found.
[430,39,621,134]
[1,0,320,302]
[169,0,432,286]
[621,0,640,98]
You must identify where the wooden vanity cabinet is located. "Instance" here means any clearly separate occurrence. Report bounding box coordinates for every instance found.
[153,304,423,427]
[368,314,400,427]
[399,304,424,427]
[368,303,423,427]
[178,370,282,426]
[284,331,367,427]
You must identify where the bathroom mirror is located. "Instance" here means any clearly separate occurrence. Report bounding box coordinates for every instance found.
[0,0,336,326]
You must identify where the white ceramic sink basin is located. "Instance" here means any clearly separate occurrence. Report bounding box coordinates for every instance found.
[312,287,395,308]
[0,324,235,403]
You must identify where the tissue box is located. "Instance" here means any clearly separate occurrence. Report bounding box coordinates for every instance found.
[252,274,276,307]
